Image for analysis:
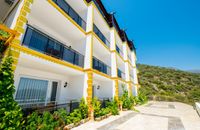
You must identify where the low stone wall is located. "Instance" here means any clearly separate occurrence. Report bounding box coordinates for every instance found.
[196,102,200,116]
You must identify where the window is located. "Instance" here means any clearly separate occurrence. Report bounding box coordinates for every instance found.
[15,77,48,105]
[23,27,48,53]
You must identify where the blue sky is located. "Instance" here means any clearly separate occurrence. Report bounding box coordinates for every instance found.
[102,0,200,70]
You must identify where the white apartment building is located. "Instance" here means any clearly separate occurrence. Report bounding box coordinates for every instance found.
[1,0,139,112]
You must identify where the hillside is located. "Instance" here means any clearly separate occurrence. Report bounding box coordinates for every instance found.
[138,64,200,105]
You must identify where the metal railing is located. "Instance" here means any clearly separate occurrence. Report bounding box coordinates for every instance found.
[16,99,80,116]
[93,57,111,76]
[53,0,86,30]
[116,45,124,58]
[23,25,85,68]
[93,24,110,48]
[118,69,125,80]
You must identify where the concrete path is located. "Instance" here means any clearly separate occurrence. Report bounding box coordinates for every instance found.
[73,101,200,130]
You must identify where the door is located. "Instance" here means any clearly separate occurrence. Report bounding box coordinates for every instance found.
[50,82,58,102]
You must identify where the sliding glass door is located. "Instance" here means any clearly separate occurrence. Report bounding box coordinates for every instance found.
[15,77,49,107]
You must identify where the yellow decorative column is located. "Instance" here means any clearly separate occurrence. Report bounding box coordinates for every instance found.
[114,79,119,100]
[10,0,34,71]
[85,70,93,120]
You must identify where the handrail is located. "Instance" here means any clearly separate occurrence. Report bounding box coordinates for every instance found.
[53,0,86,30]
[23,25,85,67]
[93,56,111,76]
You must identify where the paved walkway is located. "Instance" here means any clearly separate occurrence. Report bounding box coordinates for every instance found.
[73,101,200,130]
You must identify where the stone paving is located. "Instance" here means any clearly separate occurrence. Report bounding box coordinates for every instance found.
[72,101,200,130]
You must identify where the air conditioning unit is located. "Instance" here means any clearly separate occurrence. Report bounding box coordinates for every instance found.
[5,0,15,5]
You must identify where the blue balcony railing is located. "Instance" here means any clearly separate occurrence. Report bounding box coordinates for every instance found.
[116,45,124,58]
[53,0,86,30]
[23,25,84,68]
[118,69,125,80]
[93,24,110,48]
[93,57,111,76]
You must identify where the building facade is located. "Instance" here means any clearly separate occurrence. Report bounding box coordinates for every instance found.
[2,0,139,111]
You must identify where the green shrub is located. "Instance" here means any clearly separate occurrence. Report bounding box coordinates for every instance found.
[0,55,24,130]
[0,29,10,53]
[68,109,82,123]
[135,92,148,105]
[53,108,68,128]
[99,107,110,116]
[120,89,132,110]
[92,97,101,118]
[106,98,119,115]
[25,111,59,130]
[0,29,10,38]
[79,98,88,119]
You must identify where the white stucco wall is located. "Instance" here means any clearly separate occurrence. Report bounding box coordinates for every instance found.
[93,81,113,100]
[14,65,84,104]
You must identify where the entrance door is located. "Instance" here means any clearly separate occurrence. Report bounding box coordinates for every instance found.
[50,82,58,102]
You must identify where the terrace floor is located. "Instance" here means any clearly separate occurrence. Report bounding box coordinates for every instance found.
[73,101,200,130]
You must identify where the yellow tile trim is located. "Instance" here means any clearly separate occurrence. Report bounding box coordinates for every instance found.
[114,79,119,100]
[113,50,125,62]
[10,44,84,72]
[92,69,112,79]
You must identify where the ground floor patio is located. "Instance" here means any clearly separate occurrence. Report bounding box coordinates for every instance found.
[73,101,200,130]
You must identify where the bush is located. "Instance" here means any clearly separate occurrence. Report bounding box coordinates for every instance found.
[53,109,68,128]
[120,89,132,110]
[79,98,88,119]
[25,98,89,129]
[25,111,59,130]
[0,29,10,53]
[106,98,119,115]
[0,55,24,130]
[99,107,110,116]
[136,93,148,105]
[92,97,101,118]
[68,109,82,124]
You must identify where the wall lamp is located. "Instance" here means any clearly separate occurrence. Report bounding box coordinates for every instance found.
[64,82,68,88]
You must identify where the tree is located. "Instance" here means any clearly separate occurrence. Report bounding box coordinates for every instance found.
[0,54,24,129]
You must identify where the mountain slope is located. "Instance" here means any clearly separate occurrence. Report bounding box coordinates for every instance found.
[138,64,200,105]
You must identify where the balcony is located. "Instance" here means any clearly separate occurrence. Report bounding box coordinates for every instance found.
[93,24,110,48]
[52,0,86,30]
[93,57,111,76]
[116,44,124,58]
[118,69,125,80]
[23,25,84,68]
